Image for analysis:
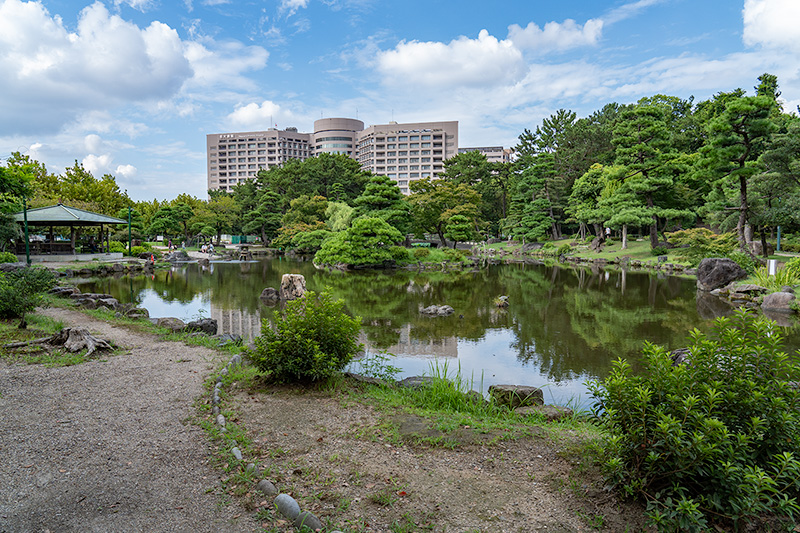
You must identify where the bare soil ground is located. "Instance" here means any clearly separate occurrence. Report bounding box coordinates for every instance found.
[1,306,649,532]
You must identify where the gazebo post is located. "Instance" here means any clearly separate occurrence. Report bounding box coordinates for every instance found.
[22,197,30,266]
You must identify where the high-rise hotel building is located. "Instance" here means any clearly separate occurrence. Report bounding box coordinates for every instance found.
[207,118,458,195]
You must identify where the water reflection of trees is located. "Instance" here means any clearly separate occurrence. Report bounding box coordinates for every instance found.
[80,259,710,385]
[499,265,699,383]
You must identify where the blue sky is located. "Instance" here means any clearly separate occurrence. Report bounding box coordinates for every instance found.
[1,0,798,201]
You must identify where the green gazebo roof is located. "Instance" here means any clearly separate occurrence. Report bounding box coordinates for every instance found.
[13,204,127,226]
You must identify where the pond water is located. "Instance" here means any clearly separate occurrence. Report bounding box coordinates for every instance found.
[75,258,800,409]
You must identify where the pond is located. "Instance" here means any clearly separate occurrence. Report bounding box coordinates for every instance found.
[75,258,800,409]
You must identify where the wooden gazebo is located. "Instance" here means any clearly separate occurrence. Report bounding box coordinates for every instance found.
[13,203,128,260]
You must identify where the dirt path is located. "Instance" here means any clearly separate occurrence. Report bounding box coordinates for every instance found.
[0,308,257,533]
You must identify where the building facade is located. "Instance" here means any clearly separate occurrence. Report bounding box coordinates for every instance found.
[458,146,515,164]
[207,118,459,194]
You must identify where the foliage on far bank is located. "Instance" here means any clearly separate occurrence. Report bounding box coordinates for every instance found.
[252,290,362,382]
[589,310,800,531]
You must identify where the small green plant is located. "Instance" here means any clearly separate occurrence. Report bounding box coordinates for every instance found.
[108,241,126,254]
[588,310,800,531]
[350,351,401,382]
[252,290,362,382]
[650,246,668,256]
[783,256,800,280]
[751,265,799,291]
[726,249,758,275]
[0,251,18,263]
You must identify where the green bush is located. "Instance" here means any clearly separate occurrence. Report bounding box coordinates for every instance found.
[0,267,56,324]
[783,257,800,280]
[727,250,757,275]
[314,217,404,267]
[108,241,126,254]
[666,228,738,266]
[131,245,148,257]
[252,290,362,382]
[412,247,430,259]
[589,310,800,531]
[752,265,799,291]
[650,246,668,256]
[556,243,571,256]
[388,245,410,262]
[0,251,18,263]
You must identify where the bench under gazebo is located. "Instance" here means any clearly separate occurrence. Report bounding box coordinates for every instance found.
[13,203,128,262]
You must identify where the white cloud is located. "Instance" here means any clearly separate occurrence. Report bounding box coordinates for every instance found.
[280,0,309,16]
[84,134,104,153]
[507,18,603,53]
[226,101,296,129]
[743,0,800,51]
[183,39,269,91]
[602,0,667,25]
[82,153,114,176]
[0,0,192,134]
[113,0,156,11]
[376,30,525,89]
[116,164,138,179]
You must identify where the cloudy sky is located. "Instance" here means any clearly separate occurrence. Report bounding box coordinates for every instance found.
[1,0,798,201]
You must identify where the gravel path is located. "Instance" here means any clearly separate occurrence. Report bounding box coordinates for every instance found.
[0,308,257,533]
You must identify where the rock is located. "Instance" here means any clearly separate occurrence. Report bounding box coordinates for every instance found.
[215,333,242,346]
[155,317,186,332]
[344,372,384,386]
[198,257,210,266]
[279,274,306,300]
[496,295,509,308]
[761,291,796,313]
[184,318,218,335]
[245,463,258,475]
[696,258,748,291]
[420,305,454,316]
[589,237,603,252]
[515,404,574,421]
[50,286,79,297]
[294,511,323,531]
[260,287,280,301]
[97,298,119,310]
[164,250,191,262]
[397,376,439,389]
[781,286,796,294]
[256,479,278,497]
[125,308,149,319]
[0,262,27,273]
[216,414,226,427]
[750,240,774,257]
[274,493,301,520]
[231,447,242,461]
[730,283,767,294]
[488,384,544,408]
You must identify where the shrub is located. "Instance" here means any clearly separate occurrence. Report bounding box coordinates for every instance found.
[783,257,800,280]
[650,246,668,256]
[556,243,571,256]
[314,217,404,267]
[290,229,332,253]
[0,267,56,325]
[252,290,362,382]
[589,310,800,531]
[130,245,148,257]
[0,251,18,263]
[727,250,758,275]
[388,245,410,262]
[412,247,430,259]
[108,241,126,254]
[666,228,737,266]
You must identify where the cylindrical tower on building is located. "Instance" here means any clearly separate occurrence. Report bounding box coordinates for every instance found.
[312,118,365,158]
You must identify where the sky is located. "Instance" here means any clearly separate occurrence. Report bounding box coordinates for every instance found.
[1,0,799,202]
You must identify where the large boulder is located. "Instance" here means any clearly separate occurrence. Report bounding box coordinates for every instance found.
[184,318,218,335]
[420,305,454,316]
[488,384,544,408]
[279,274,306,300]
[696,258,748,291]
[761,291,796,313]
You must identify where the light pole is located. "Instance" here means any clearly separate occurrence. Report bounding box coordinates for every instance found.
[22,196,30,266]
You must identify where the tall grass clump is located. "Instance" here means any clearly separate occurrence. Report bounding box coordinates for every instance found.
[589,310,800,531]
[752,265,800,292]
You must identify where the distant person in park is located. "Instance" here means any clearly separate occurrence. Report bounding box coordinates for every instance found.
[208,243,214,254]
[201,244,207,254]
[605,227,611,240]
[88,236,98,253]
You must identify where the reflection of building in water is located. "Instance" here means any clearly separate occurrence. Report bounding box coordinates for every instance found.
[362,323,458,358]
[210,304,262,341]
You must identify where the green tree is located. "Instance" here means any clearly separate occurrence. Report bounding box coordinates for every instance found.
[407,177,481,246]
[242,190,283,244]
[701,95,776,252]
[444,214,475,248]
[314,217,404,267]
[0,267,56,327]
[325,201,354,232]
[281,195,328,227]
[353,174,411,234]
